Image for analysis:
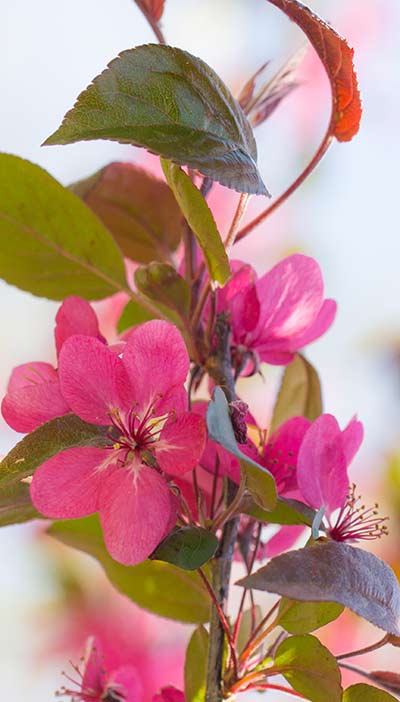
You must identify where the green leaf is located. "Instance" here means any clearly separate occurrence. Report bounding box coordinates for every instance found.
[151,526,218,570]
[207,387,277,510]
[343,683,398,702]
[117,299,156,334]
[270,354,322,433]
[0,414,108,487]
[244,496,315,526]
[44,45,267,195]
[279,599,344,635]
[0,153,127,300]
[184,626,209,702]
[161,160,230,285]
[273,634,342,702]
[236,605,262,655]
[70,162,185,264]
[0,482,40,527]
[135,262,191,322]
[48,515,211,623]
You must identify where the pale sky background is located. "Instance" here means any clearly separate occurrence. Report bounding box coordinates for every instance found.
[1,1,400,699]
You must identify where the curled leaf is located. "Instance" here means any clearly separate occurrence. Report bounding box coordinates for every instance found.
[267,0,362,141]
[237,541,400,635]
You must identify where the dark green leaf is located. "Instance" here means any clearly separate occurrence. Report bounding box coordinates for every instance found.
[44,45,267,195]
[0,481,40,526]
[343,683,398,702]
[207,387,277,510]
[279,599,343,634]
[270,354,322,434]
[0,414,108,487]
[243,495,315,526]
[237,541,400,636]
[184,626,209,702]
[0,154,127,300]
[48,515,210,623]
[70,162,184,264]
[117,299,156,334]
[151,526,218,570]
[161,160,230,285]
[273,634,342,702]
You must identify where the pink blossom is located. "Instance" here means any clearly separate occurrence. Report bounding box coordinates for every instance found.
[215,254,336,369]
[30,321,206,565]
[59,636,141,702]
[152,687,185,702]
[1,297,103,433]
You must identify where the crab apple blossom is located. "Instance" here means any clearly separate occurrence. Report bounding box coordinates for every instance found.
[1,296,104,433]
[152,687,185,702]
[296,413,388,542]
[30,320,206,565]
[214,253,336,372]
[58,636,141,702]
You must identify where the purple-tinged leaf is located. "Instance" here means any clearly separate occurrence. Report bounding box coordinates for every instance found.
[237,541,400,635]
[44,45,267,195]
[135,0,165,23]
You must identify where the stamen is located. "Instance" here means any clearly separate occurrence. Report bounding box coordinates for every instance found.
[329,484,389,543]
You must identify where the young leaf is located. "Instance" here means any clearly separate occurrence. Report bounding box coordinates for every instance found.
[207,387,277,510]
[48,515,210,623]
[151,527,218,570]
[0,154,127,300]
[237,541,400,635]
[236,605,262,654]
[0,414,108,487]
[244,495,315,526]
[273,634,342,702]
[270,354,322,434]
[343,683,398,702]
[161,160,230,285]
[0,482,40,527]
[279,599,344,635]
[117,299,156,334]
[184,626,209,702]
[70,162,184,264]
[44,45,267,195]
[135,0,165,23]
[369,672,400,695]
[134,262,191,322]
[267,0,362,141]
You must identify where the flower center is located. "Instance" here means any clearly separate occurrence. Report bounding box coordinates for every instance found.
[328,484,389,543]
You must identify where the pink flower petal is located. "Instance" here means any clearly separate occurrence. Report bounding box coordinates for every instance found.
[59,336,132,425]
[99,465,175,565]
[297,414,349,516]
[55,296,104,357]
[107,665,143,702]
[341,416,364,464]
[30,447,111,518]
[286,298,337,350]
[1,361,69,432]
[153,687,185,702]
[264,525,306,558]
[122,321,189,413]
[256,348,296,366]
[156,412,207,477]
[256,254,324,341]
[263,416,311,494]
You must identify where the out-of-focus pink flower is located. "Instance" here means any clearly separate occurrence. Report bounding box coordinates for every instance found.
[1,296,103,433]
[152,686,185,702]
[59,636,141,702]
[31,321,206,565]
[214,254,336,369]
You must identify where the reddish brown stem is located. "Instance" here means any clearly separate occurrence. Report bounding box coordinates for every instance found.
[336,634,389,661]
[133,1,166,43]
[235,132,333,243]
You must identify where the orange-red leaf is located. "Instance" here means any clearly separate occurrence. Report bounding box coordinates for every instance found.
[267,0,362,141]
[136,0,165,22]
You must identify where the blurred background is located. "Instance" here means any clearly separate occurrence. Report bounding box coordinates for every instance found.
[1,0,399,699]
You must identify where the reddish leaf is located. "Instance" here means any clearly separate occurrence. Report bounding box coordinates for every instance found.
[267,0,362,141]
[370,672,400,694]
[135,0,165,22]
